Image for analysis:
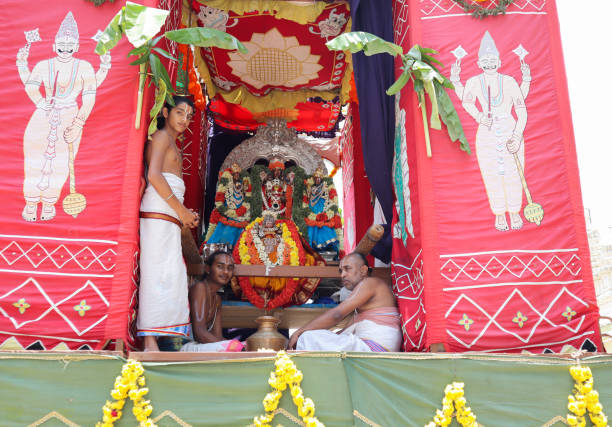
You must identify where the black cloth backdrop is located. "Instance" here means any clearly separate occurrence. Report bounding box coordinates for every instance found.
[348,0,395,262]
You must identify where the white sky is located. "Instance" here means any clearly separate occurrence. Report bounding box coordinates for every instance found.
[557,0,612,237]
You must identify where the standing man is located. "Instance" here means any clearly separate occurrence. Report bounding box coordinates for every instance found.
[287,252,402,352]
[181,251,244,352]
[17,11,110,221]
[138,96,199,351]
[451,31,531,231]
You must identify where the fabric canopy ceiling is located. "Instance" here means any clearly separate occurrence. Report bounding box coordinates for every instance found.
[189,0,352,132]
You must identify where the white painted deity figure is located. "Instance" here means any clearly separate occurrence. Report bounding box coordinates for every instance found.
[197,6,230,31]
[16,12,110,221]
[450,31,532,231]
[311,8,347,39]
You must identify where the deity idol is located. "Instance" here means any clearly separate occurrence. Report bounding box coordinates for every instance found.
[260,158,294,218]
[303,167,342,254]
[16,11,111,221]
[450,31,531,231]
[206,163,252,247]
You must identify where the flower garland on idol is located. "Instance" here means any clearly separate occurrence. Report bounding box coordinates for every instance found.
[302,176,341,230]
[235,217,304,309]
[567,365,609,427]
[205,167,252,240]
[425,382,477,427]
[254,351,324,427]
[96,359,156,427]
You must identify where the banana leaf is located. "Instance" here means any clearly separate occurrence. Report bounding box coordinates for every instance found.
[165,27,247,54]
[148,79,167,138]
[435,81,470,154]
[94,13,122,55]
[122,2,169,49]
[326,31,403,57]
[386,67,412,95]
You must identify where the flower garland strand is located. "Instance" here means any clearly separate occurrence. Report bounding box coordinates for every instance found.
[425,382,477,427]
[235,218,304,309]
[452,0,515,18]
[254,351,325,427]
[96,359,157,427]
[567,365,609,427]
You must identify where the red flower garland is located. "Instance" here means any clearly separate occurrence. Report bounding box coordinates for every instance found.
[233,219,306,309]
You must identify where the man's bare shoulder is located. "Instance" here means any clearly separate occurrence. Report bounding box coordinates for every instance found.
[149,129,171,147]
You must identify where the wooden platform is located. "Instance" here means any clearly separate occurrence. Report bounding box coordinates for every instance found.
[221,302,336,329]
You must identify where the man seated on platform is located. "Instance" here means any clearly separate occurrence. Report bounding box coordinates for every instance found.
[180,251,244,352]
[287,252,402,352]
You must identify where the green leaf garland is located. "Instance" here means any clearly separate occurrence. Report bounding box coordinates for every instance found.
[452,0,516,18]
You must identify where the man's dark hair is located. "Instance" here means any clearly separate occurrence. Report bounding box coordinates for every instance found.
[156,95,195,130]
[205,250,232,267]
[347,252,372,275]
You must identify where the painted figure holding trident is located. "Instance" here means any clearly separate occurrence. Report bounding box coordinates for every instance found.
[16,12,111,222]
[450,31,539,231]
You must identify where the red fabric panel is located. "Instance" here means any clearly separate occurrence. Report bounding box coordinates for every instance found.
[179,109,204,214]
[0,0,152,349]
[209,96,341,132]
[392,0,601,352]
[389,7,427,349]
[341,104,373,253]
[191,2,350,96]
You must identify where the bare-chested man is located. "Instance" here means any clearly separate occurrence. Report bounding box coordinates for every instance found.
[137,95,200,351]
[180,250,244,352]
[287,252,402,352]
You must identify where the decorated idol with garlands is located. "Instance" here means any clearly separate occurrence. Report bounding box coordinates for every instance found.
[260,158,295,217]
[233,211,322,309]
[303,167,342,255]
[205,163,252,247]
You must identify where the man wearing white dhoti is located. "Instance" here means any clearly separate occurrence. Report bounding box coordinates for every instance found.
[138,96,200,352]
[451,31,532,232]
[287,252,402,352]
[180,250,244,352]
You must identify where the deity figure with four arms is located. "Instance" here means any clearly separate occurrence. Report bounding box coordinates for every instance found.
[450,31,531,231]
[303,167,342,254]
[16,11,111,221]
[205,163,252,247]
[260,158,294,218]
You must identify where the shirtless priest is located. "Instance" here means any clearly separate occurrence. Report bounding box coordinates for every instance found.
[287,252,402,352]
[137,96,200,351]
[180,251,243,352]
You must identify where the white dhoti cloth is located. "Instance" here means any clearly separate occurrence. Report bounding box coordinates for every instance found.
[297,307,402,352]
[137,173,190,337]
[180,339,244,352]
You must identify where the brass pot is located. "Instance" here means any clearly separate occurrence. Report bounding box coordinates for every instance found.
[246,315,287,351]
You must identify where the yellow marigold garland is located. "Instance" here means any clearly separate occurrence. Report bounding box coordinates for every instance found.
[567,365,609,427]
[425,382,477,427]
[96,359,156,427]
[254,351,325,427]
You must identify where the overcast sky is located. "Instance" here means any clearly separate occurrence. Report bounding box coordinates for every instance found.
[557,0,612,237]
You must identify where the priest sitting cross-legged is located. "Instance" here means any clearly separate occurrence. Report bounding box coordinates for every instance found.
[287,252,402,352]
[180,250,244,352]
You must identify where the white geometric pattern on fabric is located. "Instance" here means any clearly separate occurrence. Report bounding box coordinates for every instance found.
[0,240,116,271]
[440,250,580,282]
[393,0,410,48]
[0,277,109,335]
[420,0,546,19]
[392,249,423,294]
[445,286,589,348]
[392,250,426,350]
[402,315,426,350]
